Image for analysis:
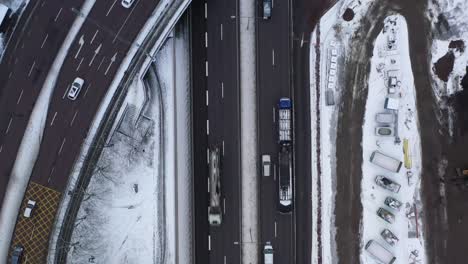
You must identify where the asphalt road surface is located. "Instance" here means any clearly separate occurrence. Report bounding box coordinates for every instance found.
[256,0,295,263]
[0,0,159,213]
[0,0,84,210]
[191,0,242,263]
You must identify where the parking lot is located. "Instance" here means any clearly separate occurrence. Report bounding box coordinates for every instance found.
[9,182,61,263]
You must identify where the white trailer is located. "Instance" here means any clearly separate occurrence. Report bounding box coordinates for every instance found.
[365,240,396,264]
[278,98,292,143]
[208,147,222,226]
[370,151,402,173]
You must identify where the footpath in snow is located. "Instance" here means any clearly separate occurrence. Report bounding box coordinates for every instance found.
[360,15,426,264]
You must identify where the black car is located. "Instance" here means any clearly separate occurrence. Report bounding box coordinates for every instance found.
[11,245,24,264]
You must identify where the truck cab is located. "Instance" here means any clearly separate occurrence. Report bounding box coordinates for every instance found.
[264,241,273,264]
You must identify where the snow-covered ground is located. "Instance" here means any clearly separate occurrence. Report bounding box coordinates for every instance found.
[309,1,374,263]
[66,26,191,263]
[360,15,426,264]
[310,1,426,264]
[239,0,259,262]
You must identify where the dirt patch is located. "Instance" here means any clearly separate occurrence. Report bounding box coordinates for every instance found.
[449,39,465,52]
[434,51,455,82]
[342,8,355,21]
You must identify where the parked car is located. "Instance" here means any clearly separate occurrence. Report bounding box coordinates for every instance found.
[375,126,394,137]
[381,229,399,246]
[11,245,23,264]
[23,199,36,218]
[67,77,84,100]
[377,207,395,224]
[121,0,135,8]
[375,175,401,193]
[262,155,271,177]
[384,197,403,211]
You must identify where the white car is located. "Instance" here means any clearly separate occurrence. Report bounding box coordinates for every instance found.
[121,0,135,8]
[23,199,36,218]
[262,155,271,177]
[67,77,84,100]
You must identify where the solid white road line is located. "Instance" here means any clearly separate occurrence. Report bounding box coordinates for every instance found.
[28,61,36,76]
[70,110,78,126]
[273,107,276,122]
[5,117,13,134]
[40,34,48,48]
[58,138,66,155]
[97,56,106,70]
[106,0,118,16]
[273,164,276,181]
[113,1,137,43]
[83,83,91,98]
[221,82,224,98]
[76,57,84,71]
[16,89,24,105]
[90,30,99,44]
[204,2,207,18]
[50,112,57,126]
[275,221,277,237]
[272,48,275,66]
[54,8,62,22]
[220,23,223,40]
[48,166,55,183]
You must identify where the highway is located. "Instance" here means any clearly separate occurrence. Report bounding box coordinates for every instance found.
[256,0,295,263]
[26,0,159,190]
[0,0,84,209]
[191,0,242,263]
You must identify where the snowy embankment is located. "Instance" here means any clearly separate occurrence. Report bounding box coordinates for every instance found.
[239,0,259,263]
[360,15,426,264]
[65,23,191,263]
[0,0,95,261]
[309,1,374,263]
[0,0,30,61]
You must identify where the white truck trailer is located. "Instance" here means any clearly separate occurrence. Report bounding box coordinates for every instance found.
[365,240,396,264]
[370,151,402,173]
[208,147,222,226]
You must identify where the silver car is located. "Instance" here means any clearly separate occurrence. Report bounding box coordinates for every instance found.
[377,207,395,224]
[384,197,403,211]
[121,0,135,8]
[67,77,84,100]
[381,228,399,246]
[375,175,401,193]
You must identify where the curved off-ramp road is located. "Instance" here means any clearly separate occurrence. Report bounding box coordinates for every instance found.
[335,0,468,263]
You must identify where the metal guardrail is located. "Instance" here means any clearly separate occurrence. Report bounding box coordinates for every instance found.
[52,1,190,262]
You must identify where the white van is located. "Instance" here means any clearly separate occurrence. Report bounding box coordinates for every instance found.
[365,240,396,264]
[264,242,273,264]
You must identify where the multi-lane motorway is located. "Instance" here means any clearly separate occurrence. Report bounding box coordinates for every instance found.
[192,0,241,263]
[256,0,295,263]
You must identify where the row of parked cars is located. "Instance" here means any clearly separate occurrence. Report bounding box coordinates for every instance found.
[10,199,38,264]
